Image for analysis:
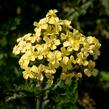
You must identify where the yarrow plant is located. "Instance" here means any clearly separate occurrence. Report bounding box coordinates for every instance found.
[13,9,101,85]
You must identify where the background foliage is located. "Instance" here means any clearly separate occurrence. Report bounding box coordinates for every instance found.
[0,0,109,109]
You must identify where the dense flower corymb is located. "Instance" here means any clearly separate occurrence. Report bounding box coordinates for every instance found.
[13,9,101,84]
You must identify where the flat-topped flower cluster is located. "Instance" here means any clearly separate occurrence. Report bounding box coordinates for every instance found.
[13,9,101,84]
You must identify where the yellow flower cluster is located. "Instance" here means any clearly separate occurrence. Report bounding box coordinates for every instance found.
[13,9,101,84]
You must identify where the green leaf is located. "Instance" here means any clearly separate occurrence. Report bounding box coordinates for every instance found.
[99,71,109,81]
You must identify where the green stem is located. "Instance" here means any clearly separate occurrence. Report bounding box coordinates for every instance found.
[36,82,43,109]
[36,97,40,109]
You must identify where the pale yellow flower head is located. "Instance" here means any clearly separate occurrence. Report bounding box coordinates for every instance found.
[13,9,101,85]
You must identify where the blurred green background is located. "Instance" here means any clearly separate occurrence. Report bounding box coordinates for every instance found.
[0,0,109,109]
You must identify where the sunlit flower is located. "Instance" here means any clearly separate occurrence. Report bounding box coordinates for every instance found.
[13,9,101,85]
